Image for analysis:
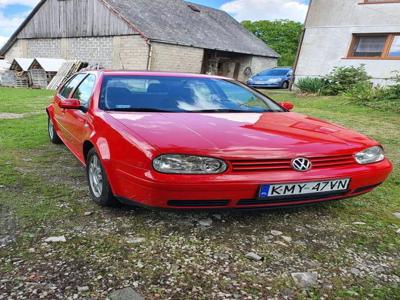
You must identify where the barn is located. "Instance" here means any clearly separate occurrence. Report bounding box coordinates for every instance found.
[0,0,279,82]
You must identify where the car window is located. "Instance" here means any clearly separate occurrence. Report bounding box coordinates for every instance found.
[59,74,87,99]
[259,69,290,76]
[72,75,96,107]
[100,76,283,113]
[215,80,271,110]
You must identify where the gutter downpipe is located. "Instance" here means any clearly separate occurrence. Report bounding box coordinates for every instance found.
[146,40,153,71]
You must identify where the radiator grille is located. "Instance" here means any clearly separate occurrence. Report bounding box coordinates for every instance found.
[230,155,355,172]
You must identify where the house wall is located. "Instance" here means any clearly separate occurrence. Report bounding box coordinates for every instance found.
[250,56,277,76]
[4,35,149,70]
[4,40,27,60]
[295,0,400,85]
[19,0,133,39]
[112,36,149,70]
[150,42,204,73]
[4,36,276,77]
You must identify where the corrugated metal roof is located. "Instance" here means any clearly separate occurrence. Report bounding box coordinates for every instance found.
[104,0,279,57]
[33,58,66,72]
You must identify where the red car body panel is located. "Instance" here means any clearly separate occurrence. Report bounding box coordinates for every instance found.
[47,71,393,209]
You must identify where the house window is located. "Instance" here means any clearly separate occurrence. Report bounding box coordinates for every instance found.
[348,34,400,59]
[389,36,400,56]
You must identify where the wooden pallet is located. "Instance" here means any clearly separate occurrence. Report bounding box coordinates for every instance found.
[47,60,83,90]
[15,71,29,88]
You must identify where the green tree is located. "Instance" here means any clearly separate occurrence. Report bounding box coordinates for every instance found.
[242,20,303,67]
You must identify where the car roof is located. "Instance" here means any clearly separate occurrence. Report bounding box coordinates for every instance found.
[84,70,232,80]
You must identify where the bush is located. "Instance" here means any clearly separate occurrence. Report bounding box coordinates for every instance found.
[323,65,371,96]
[346,74,400,113]
[296,65,371,96]
[296,77,327,94]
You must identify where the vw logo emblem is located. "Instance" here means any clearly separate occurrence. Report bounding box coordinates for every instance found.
[291,157,312,172]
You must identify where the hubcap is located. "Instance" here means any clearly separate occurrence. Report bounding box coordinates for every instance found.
[48,120,54,139]
[88,155,103,198]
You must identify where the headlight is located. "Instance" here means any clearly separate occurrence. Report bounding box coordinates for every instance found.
[153,154,227,174]
[355,146,385,164]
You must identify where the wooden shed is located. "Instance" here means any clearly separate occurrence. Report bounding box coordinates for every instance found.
[9,58,33,88]
[28,58,65,88]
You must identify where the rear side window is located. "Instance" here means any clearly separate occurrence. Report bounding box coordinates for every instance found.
[72,75,96,107]
[59,74,86,99]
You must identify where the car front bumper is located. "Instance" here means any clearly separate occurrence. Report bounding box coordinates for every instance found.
[109,159,393,210]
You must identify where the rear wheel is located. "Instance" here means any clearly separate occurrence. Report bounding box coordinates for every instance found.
[48,117,62,144]
[86,148,117,207]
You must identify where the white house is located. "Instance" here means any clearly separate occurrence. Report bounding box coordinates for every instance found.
[294,0,400,85]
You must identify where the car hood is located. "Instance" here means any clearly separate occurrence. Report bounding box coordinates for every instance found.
[106,112,376,159]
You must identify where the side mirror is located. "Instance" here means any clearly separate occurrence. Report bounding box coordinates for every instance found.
[280,101,294,111]
[59,98,81,110]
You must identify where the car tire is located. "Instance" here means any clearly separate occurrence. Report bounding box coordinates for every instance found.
[282,81,289,89]
[48,117,62,144]
[86,148,118,207]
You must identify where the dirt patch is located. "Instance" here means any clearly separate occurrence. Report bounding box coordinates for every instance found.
[0,111,44,120]
[0,113,24,120]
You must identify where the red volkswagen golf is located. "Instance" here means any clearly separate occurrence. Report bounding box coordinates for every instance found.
[47,71,392,209]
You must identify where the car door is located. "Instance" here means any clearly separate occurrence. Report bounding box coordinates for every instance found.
[62,74,97,157]
[54,74,87,145]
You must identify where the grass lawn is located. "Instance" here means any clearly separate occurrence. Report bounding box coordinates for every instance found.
[0,87,399,299]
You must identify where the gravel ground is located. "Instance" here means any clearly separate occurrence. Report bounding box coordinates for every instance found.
[0,90,399,299]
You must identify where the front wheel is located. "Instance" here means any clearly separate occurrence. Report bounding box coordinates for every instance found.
[48,117,62,144]
[282,81,289,89]
[86,148,117,207]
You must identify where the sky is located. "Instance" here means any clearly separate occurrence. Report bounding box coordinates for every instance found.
[0,0,310,48]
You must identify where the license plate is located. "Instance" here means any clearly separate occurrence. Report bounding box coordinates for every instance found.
[259,179,350,199]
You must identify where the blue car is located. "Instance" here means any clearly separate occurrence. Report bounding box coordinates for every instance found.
[247,67,293,89]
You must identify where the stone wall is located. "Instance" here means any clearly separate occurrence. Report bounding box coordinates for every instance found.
[3,36,276,78]
[4,35,148,70]
[150,42,204,73]
[112,36,149,70]
[27,39,61,58]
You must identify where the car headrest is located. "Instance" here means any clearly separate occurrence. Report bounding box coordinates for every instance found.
[106,87,132,107]
[148,83,168,93]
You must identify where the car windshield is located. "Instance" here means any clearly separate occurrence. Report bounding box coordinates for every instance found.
[100,76,284,113]
[258,69,290,76]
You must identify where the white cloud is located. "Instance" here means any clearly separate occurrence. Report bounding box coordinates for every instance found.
[0,10,28,36]
[0,1,36,42]
[221,0,308,22]
[0,35,8,48]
